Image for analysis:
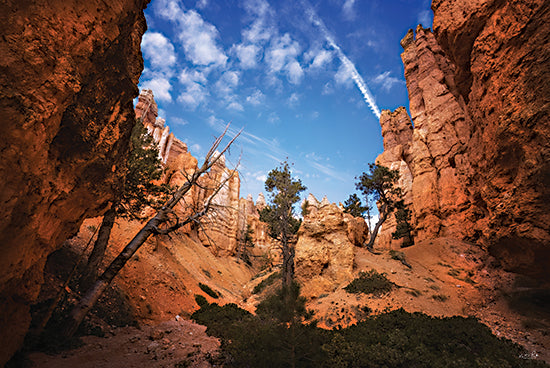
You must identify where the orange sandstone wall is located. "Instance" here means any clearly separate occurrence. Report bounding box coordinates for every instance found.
[0,0,149,364]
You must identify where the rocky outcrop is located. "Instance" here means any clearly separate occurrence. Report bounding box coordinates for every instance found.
[295,197,368,297]
[377,1,550,277]
[375,107,415,249]
[0,1,148,364]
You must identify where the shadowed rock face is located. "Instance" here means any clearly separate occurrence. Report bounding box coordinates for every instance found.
[377,0,550,278]
[0,0,149,364]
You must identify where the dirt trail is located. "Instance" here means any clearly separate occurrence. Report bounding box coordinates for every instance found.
[29,319,219,368]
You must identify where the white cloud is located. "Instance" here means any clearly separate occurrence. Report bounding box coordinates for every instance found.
[141,77,173,103]
[418,9,433,27]
[287,92,299,107]
[227,101,244,111]
[287,60,304,84]
[215,70,240,97]
[196,0,208,9]
[266,34,303,84]
[268,112,280,123]
[373,71,404,92]
[342,0,357,20]
[171,117,188,126]
[154,0,185,22]
[179,68,207,85]
[334,62,353,86]
[177,68,208,109]
[177,85,208,109]
[255,173,267,182]
[246,89,265,105]
[308,48,333,69]
[191,143,202,153]
[241,0,275,44]
[232,43,260,69]
[160,7,227,67]
[141,32,177,72]
[322,82,334,95]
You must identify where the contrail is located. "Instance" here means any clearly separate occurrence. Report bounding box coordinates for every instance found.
[302,1,381,119]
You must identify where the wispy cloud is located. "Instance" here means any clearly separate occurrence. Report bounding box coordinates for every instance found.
[372,71,404,92]
[287,92,300,107]
[418,9,433,28]
[246,89,265,105]
[342,0,357,20]
[309,161,347,182]
[302,0,381,119]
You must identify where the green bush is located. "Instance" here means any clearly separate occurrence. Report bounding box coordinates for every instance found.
[199,283,220,299]
[344,270,394,296]
[192,297,548,368]
[252,272,281,294]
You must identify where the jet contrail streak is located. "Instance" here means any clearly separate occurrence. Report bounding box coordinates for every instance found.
[303,2,381,119]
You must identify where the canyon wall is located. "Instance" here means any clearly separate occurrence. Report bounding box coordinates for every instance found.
[377,0,550,277]
[0,1,149,364]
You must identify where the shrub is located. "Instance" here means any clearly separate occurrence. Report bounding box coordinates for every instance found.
[344,270,394,296]
[194,294,208,308]
[432,294,449,302]
[198,283,219,299]
[252,272,281,294]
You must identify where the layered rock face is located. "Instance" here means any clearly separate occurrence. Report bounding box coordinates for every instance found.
[295,196,368,297]
[0,1,148,364]
[135,89,271,257]
[377,1,550,277]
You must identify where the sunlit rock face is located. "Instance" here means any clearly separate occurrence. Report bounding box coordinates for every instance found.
[377,0,550,277]
[0,0,149,364]
[295,201,368,298]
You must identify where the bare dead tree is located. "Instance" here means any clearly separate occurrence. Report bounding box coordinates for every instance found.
[62,125,241,337]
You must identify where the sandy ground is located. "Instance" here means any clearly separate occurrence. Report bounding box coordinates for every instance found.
[29,319,219,368]
[24,219,549,366]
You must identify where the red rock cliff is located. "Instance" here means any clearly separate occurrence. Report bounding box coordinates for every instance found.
[377,0,550,278]
[0,0,149,364]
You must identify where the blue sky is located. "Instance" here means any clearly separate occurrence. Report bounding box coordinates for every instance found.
[138,0,432,205]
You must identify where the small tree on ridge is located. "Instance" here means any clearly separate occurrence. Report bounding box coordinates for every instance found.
[260,162,306,287]
[356,163,402,249]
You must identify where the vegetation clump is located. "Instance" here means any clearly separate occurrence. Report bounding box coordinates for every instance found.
[252,272,281,294]
[344,270,394,296]
[199,283,220,299]
[192,292,548,368]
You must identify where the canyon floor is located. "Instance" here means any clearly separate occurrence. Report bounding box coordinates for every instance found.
[24,222,550,367]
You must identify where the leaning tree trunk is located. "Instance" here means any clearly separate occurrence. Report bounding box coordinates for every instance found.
[366,203,388,250]
[62,211,166,337]
[80,207,116,290]
[62,124,240,338]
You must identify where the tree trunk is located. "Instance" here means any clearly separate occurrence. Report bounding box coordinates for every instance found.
[366,203,388,249]
[80,207,116,290]
[61,124,239,338]
[281,232,295,288]
[62,211,166,337]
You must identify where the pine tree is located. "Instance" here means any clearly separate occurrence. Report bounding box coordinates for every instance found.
[356,163,403,249]
[80,119,169,289]
[260,162,306,287]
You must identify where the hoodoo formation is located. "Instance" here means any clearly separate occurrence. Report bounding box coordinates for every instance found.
[0,0,549,366]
